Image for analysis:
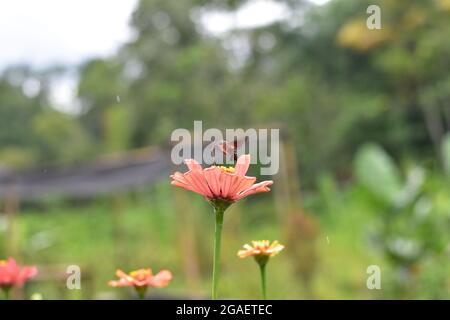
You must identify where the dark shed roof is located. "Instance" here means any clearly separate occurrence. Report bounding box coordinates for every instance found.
[0,148,173,200]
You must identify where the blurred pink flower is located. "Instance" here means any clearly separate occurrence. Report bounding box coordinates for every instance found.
[170,154,273,202]
[109,268,172,289]
[0,257,38,289]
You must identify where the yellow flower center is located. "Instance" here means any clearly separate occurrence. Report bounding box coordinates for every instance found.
[130,269,151,280]
[217,166,235,173]
[0,260,6,266]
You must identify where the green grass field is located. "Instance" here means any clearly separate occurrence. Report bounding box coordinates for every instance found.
[0,184,398,299]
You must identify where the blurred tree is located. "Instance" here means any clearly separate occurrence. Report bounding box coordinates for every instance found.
[0,65,94,167]
[0,66,47,167]
[32,110,92,164]
[77,59,126,147]
[5,0,450,182]
[0,67,43,147]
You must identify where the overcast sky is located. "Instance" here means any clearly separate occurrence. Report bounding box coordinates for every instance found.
[0,0,329,112]
[0,0,138,69]
[0,0,330,69]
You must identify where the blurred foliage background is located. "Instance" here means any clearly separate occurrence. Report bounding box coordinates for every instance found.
[0,0,449,299]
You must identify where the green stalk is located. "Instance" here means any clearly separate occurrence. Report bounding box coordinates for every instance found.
[259,263,267,300]
[212,207,224,300]
[135,286,147,300]
[3,287,11,300]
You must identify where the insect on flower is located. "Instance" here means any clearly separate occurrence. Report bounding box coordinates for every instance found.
[215,136,248,163]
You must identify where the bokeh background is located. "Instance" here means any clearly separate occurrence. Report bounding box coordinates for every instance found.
[0,0,449,299]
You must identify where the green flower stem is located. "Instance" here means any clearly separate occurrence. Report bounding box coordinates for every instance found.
[3,287,11,300]
[212,207,225,300]
[255,255,269,300]
[259,263,267,300]
[135,286,147,300]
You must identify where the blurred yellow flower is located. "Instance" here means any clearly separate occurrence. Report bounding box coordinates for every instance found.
[337,19,391,52]
[237,240,284,259]
[439,0,450,11]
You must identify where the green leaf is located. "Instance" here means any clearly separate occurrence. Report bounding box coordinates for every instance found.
[354,143,403,204]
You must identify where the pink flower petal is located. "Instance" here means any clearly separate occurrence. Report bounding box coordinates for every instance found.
[108,280,124,287]
[234,180,273,201]
[203,167,221,197]
[184,159,203,172]
[171,180,205,196]
[220,173,234,198]
[235,154,251,176]
[228,175,256,197]
[183,171,213,198]
[171,172,189,185]
[17,266,37,286]
[116,269,134,282]
[149,270,172,288]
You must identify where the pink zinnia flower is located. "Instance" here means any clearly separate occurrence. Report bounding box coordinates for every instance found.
[171,154,274,299]
[109,268,172,288]
[170,154,273,203]
[0,257,38,290]
[108,268,172,299]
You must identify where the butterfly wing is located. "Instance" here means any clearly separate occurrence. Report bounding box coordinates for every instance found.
[217,136,248,162]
